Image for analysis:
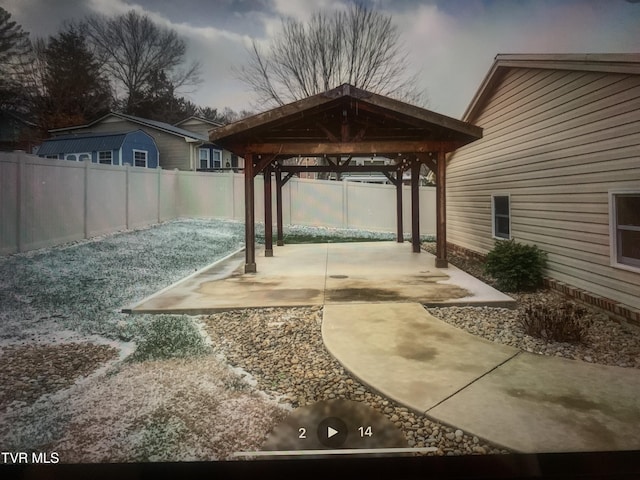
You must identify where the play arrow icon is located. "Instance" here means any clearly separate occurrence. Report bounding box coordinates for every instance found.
[318,417,348,448]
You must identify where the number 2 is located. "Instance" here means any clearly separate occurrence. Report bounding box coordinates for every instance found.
[298,427,307,439]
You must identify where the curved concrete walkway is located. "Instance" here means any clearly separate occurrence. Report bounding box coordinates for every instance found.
[322,302,640,453]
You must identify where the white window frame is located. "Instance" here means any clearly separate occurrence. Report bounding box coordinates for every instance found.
[45,154,59,159]
[491,193,511,240]
[609,189,640,273]
[98,151,112,165]
[212,149,222,168]
[133,149,147,168]
[199,148,210,169]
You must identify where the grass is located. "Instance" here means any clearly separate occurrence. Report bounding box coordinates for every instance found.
[129,316,211,362]
[281,233,393,243]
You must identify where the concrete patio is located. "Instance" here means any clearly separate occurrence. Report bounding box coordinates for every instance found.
[125,241,515,314]
[123,241,640,454]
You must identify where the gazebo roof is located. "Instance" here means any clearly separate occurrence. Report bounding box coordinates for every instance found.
[209,84,482,156]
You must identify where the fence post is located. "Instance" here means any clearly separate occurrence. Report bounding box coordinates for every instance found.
[16,153,24,252]
[84,159,90,239]
[125,163,130,229]
[342,179,349,228]
[157,166,161,223]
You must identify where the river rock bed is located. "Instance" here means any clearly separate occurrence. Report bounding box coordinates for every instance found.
[203,307,510,456]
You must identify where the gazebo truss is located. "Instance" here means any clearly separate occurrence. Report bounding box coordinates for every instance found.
[209,84,482,273]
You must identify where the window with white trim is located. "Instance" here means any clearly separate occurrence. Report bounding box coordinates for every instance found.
[98,151,112,164]
[199,148,210,169]
[65,153,77,161]
[213,150,222,168]
[492,194,511,239]
[78,153,91,162]
[610,192,640,269]
[133,150,147,167]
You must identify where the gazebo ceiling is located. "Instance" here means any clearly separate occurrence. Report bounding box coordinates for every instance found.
[209,84,482,156]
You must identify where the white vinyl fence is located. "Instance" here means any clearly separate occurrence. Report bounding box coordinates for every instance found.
[1,152,436,254]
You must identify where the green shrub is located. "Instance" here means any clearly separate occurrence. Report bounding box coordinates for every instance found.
[483,240,547,292]
[519,300,590,343]
[131,316,210,362]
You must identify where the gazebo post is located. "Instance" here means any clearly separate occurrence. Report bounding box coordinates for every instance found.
[411,158,421,253]
[435,147,448,268]
[396,167,404,243]
[275,167,284,246]
[244,153,256,273]
[264,164,273,257]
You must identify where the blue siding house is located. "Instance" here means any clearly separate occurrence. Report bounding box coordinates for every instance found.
[37,130,159,168]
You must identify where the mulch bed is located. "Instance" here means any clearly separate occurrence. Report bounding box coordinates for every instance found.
[0,343,118,410]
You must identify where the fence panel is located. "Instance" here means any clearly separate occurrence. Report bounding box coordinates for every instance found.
[21,155,85,251]
[86,164,127,237]
[1,153,436,254]
[0,155,19,254]
[128,166,160,229]
[289,177,344,228]
[159,169,178,221]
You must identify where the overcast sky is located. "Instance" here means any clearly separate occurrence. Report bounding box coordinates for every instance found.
[4,0,640,118]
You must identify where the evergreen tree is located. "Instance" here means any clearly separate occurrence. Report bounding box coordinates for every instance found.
[0,7,33,112]
[40,26,112,128]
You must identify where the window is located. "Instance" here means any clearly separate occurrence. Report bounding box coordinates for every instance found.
[213,150,222,168]
[45,155,59,159]
[199,148,210,169]
[98,151,112,165]
[65,154,77,161]
[492,194,511,239]
[610,192,640,270]
[78,153,91,162]
[133,150,147,167]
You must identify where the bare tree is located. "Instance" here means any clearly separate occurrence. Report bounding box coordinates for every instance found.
[240,3,424,108]
[81,10,201,113]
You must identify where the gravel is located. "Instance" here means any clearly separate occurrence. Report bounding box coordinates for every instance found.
[422,242,640,369]
[203,307,511,456]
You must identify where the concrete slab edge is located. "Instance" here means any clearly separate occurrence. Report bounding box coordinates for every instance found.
[121,246,246,314]
[130,303,323,315]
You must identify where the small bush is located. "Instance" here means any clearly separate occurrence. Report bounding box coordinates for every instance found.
[519,300,590,343]
[484,240,547,292]
[131,316,210,362]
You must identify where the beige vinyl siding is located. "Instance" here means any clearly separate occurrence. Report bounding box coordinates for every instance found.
[447,67,640,310]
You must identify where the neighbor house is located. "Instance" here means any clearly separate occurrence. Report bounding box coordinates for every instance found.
[446,53,640,324]
[37,130,159,168]
[175,116,243,171]
[49,112,240,171]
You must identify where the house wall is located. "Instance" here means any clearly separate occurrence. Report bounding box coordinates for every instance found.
[68,117,190,170]
[447,67,640,311]
[121,131,159,168]
[2,152,436,255]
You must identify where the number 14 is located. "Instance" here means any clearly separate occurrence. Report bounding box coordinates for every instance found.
[358,426,372,437]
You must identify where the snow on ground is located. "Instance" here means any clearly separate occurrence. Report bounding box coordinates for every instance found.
[0,217,408,460]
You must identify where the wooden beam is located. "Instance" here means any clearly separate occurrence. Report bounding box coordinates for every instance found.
[234,140,461,156]
[275,168,284,246]
[264,165,273,257]
[435,148,448,268]
[279,165,397,173]
[416,153,437,175]
[244,154,256,272]
[282,171,296,185]
[411,158,421,253]
[253,154,277,176]
[396,170,404,243]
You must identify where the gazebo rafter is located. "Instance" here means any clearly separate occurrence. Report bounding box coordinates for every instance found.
[209,84,482,273]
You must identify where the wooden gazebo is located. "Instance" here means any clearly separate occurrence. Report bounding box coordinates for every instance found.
[209,84,482,273]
